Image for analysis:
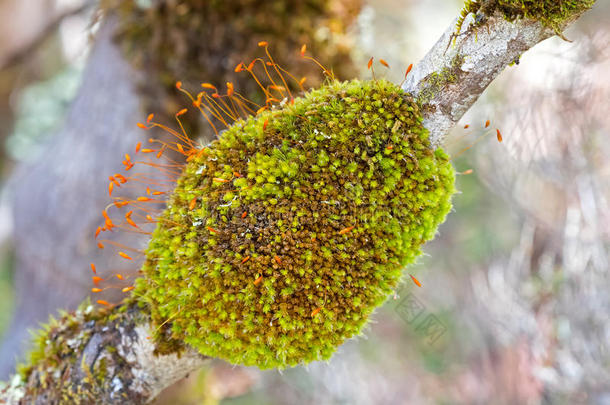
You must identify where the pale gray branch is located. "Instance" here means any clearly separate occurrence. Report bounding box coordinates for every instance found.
[403,11,572,146]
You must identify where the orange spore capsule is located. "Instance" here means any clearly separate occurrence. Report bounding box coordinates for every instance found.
[410,274,422,287]
[122,286,135,293]
[206,226,218,233]
[234,63,244,73]
[90,263,97,274]
[176,108,188,117]
[274,255,281,265]
[116,274,125,280]
[241,211,248,219]
[462,169,474,175]
[258,41,268,47]
[386,144,394,150]
[175,81,182,89]
[496,129,503,142]
[405,63,413,78]
[299,77,307,86]
[300,44,307,57]
[485,120,490,128]
[97,242,104,249]
[137,123,148,129]
[380,59,390,68]
[464,124,470,129]
[339,226,355,235]
[146,113,154,123]
[92,288,103,293]
[233,172,242,178]
[95,227,101,239]
[135,142,142,153]
[311,307,322,317]
[156,147,165,159]
[226,82,234,97]
[118,251,133,260]
[213,178,229,183]
[367,57,374,69]
[247,60,256,70]
[254,275,263,285]
[137,197,152,202]
[92,276,104,286]
[263,119,269,130]
[201,83,216,90]
[97,300,111,306]
[108,182,114,196]
[241,256,251,264]
[189,197,197,210]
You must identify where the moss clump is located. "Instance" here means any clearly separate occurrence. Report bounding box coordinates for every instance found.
[102,0,360,140]
[460,0,595,33]
[135,79,455,368]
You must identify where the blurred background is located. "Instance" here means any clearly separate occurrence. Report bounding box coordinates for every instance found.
[0,0,608,404]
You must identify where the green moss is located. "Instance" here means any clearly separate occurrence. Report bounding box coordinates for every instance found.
[459,0,595,34]
[135,79,455,368]
[102,0,360,139]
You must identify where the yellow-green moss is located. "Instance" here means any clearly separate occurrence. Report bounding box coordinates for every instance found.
[135,79,456,368]
[459,0,595,34]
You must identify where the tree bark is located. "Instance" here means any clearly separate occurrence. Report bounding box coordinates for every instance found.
[0,5,595,404]
[0,302,207,404]
[403,9,585,146]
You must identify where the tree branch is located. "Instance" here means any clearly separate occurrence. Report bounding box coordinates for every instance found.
[403,9,586,146]
[0,303,207,404]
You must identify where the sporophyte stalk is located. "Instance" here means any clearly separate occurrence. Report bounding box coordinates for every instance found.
[92,42,457,369]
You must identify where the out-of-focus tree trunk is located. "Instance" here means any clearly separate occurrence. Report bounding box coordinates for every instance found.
[1,17,149,377]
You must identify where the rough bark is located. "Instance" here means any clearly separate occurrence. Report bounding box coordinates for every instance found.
[403,9,585,147]
[0,303,207,404]
[0,6,594,404]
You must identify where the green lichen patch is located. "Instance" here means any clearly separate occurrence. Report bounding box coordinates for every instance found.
[417,54,466,106]
[459,0,595,34]
[136,79,455,368]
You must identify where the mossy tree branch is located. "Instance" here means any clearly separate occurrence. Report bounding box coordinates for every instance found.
[403,2,594,146]
[0,302,207,404]
[0,2,596,403]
